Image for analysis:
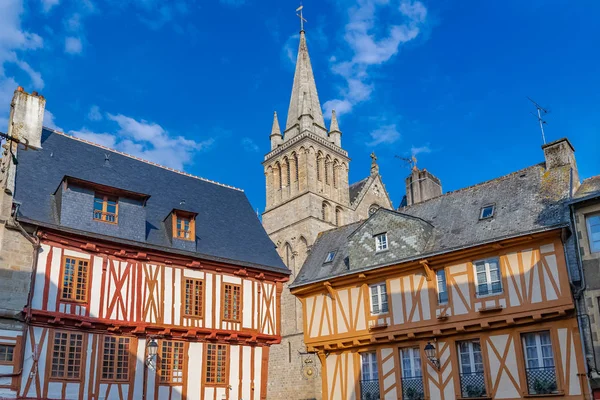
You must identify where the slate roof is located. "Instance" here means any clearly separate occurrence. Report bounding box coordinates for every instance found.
[15,129,288,273]
[349,177,368,204]
[292,162,573,287]
[573,175,600,201]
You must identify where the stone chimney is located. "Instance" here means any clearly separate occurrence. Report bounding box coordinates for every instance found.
[1,87,45,196]
[405,167,442,206]
[542,138,579,189]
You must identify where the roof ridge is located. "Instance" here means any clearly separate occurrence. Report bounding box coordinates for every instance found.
[401,163,544,210]
[45,127,243,192]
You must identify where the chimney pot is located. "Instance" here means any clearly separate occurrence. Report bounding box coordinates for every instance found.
[31,91,38,96]
[16,86,24,92]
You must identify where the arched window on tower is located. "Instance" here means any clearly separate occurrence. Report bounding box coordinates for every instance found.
[322,201,330,222]
[293,153,299,183]
[317,153,323,182]
[286,160,291,187]
[335,207,343,226]
[275,162,282,190]
[333,161,339,188]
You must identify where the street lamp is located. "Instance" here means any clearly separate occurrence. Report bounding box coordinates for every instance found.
[424,342,440,370]
[146,339,159,369]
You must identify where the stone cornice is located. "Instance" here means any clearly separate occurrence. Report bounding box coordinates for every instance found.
[263,129,349,163]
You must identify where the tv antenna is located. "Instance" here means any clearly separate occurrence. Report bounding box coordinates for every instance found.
[395,155,417,170]
[528,97,549,145]
[296,4,307,31]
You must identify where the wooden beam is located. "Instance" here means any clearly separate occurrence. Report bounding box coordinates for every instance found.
[420,260,434,282]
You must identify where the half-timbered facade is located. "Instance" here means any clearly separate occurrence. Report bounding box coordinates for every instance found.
[291,138,591,400]
[0,88,288,399]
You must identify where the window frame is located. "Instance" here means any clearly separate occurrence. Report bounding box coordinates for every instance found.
[400,347,422,379]
[436,269,448,305]
[360,351,379,381]
[0,344,15,365]
[222,283,242,323]
[586,213,600,253]
[93,193,119,224]
[183,278,204,318]
[457,340,484,374]
[159,340,185,385]
[50,331,84,381]
[479,204,495,220]
[60,256,90,303]
[173,212,195,241]
[369,282,389,315]
[205,343,229,386]
[473,257,503,298]
[100,336,131,382]
[324,251,336,264]
[375,233,388,252]
[522,331,555,369]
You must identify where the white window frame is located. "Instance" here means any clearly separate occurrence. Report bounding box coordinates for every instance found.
[324,251,336,263]
[369,283,388,315]
[361,352,378,381]
[457,340,483,374]
[400,347,422,378]
[473,257,502,297]
[522,331,555,369]
[587,213,600,253]
[437,269,448,304]
[375,233,388,252]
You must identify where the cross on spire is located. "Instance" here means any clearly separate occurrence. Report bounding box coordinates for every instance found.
[296,4,307,32]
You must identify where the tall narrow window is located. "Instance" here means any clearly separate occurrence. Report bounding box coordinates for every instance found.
[184,278,203,317]
[457,340,486,398]
[370,283,388,315]
[61,257,89,302]
[322,202,330,222]
[335,208,342,226]
[587,213,600,253]
[360,352,380,399]
[223,283,241,322]
[0,344,14,364]
[375,233,388,251]
[317,155,323,182]
[400,347,424,400]
[293,153,299,182]
[101,336,130,381]
[93,193,118,223]
[437,269,448,304]
[174,213,195,241]
[159,341,185,384]
[51,331,84,379]
[474,257,502,296]
[206,344,228,385]
[522,331,557,395]
[325,160,330,185]
[286,161,291,187]
[333,164,338,188]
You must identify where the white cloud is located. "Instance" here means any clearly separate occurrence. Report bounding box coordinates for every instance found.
[65,36,83,54]
[282,33,300,66]
[41,0,60,13]
[241,137,259,152]
[43,109,62,131]
[410,144,431,156]
[366,124,401,146]
[323,0,427,117]
[0,0,45,124]
[68,113,214,170]
[87,105,102,121]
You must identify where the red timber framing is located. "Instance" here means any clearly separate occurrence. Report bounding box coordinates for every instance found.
[26,228,288,346]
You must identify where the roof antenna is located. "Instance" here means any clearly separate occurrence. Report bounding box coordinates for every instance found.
[527,97,549,145]
[395,155,417,170]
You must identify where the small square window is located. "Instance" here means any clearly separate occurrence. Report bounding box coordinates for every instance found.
[0,344,14,364]
[375,233,388,252]
[587,214,600,253]
[324,251,336,263]
[480,205,495,220]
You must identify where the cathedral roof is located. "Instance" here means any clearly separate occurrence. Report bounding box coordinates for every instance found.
[285,31,326,137]
[292,162,575,287]
[349,178,369,204]
[14,129,288,273]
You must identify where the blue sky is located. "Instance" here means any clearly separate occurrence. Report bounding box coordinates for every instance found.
[1,0,598,213]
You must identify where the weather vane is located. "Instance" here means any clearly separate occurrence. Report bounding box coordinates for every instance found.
[296,4,307,31]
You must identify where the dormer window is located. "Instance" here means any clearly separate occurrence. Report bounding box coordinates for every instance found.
[375,233,388,252]
[172,210,196,241]
[479,204,495,220]
[324,251,336,263]
[93,193,118,223]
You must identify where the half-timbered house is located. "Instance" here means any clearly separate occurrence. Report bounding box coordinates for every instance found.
[0,88,288,400]
[290,138,591,400]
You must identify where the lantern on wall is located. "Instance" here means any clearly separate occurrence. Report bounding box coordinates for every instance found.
[424,342,440,370]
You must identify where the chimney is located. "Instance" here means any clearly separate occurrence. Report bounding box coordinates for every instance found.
[1,88,45,196]
[405,167,442,206]
[7,87,45,149]
[542,138,579,191]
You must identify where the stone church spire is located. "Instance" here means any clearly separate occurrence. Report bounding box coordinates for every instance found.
[269,111,283,150]
[284,31,327,140]
[328,109,342,147]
